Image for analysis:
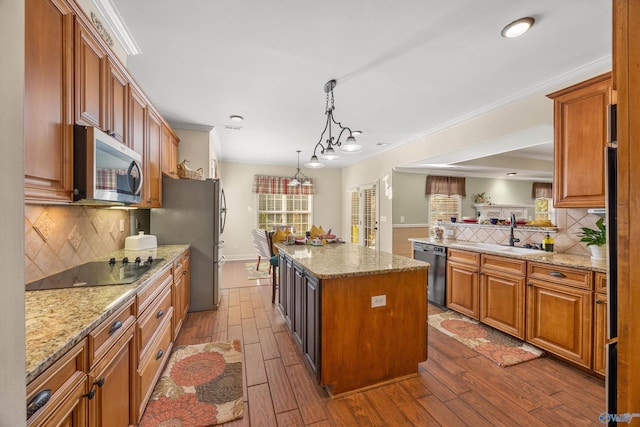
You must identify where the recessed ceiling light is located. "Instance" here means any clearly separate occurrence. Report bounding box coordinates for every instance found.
[506,172,518,176]
[501,17,535,38]
[229,115,244,122]
[352,130,363,136]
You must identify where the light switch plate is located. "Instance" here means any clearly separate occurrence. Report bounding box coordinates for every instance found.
[119,219,125,232]
[371,295,386,308]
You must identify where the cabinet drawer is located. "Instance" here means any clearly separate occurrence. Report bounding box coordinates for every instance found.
[527,262,593,290]
[448,249,480,265]
[138,317,173,415]
[595,272,607,293]
[138,284,173,362]
[174,250,190,277]
[26,339,87,426]
[137,265,173,314]
[481,254,526,276]
[88,299,136,368]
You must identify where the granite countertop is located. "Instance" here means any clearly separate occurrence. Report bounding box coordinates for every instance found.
[409,238,607,273]
[275,242,428,279]
[25,244,190,384]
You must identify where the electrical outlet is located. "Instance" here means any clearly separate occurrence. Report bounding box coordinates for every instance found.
[371,295,386,308]
[119,219,125,232]
[400,215,405,223]
[446,228,454,236]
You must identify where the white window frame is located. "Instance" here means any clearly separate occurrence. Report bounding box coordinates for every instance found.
[428,194,462,227]
[256,193,313,232]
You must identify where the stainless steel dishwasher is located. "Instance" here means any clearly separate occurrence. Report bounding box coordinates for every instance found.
[413,242,447,307]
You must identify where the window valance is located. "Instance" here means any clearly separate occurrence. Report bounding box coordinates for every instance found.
[532,182,552,199]
[425,176,466,196]
[252,175,315,195]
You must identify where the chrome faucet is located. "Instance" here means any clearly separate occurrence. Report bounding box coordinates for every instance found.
[509,214,520,246]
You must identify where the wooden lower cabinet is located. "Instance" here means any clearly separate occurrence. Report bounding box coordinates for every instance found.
[172,249,191,338]
[525,268,593,369]
[303,273,320,375]
[446,249,480,320]
[593,272,608,376]
[87,322,136,427]
[27,339,88,427]
[480,255,526,339]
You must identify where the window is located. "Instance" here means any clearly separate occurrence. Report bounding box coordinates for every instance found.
[428,194,461,227]
[534,197,555,221]
[257,194,312,232]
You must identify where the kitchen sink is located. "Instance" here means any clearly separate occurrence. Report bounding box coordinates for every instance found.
[452,242,543,255]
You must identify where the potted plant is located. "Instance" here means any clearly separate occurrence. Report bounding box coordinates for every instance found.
[576,217,607,260]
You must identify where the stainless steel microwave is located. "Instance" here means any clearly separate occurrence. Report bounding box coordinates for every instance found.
[73,125,143,205]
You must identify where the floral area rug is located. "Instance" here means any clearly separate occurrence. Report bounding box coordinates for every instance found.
[245,261,271,280]
[428,311,544,367]
[139,340,244,426]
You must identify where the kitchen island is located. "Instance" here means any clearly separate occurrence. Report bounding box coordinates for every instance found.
[275,242,429,395]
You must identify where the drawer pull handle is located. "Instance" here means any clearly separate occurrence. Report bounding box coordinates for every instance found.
[156,349,164,360]
[183,270,188,276]
[549,271,567,278]
[82,388,96,400]
[94,377,105,387]
[596,299,604,304]
[157,309,164,318]
[27,389,52,418]
[109,320,123,335]
[527,282,533,287]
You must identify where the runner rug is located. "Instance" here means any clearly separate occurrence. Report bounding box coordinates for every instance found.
[139,340,244,426]
[245,261,271,280]
[428,311,544,367]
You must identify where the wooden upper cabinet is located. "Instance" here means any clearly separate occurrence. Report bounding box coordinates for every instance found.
[144,108,163,207]
[161,124,180,179]
[128,85,146,157]
[74,18,106,129]
[24,0,75,203]
[106,59,128,144]
[547,73,612,208]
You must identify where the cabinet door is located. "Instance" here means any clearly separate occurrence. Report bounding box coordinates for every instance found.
[446,260,479,319]
[548,73,611,208]
[144,108,163,207]
[128,85,146,156]
[74,19,106,129]
[292,266,305,349]
[480,270,525,339]
[304,273,320,377]
[173,270,184,338]
[24,0,74,203]
[162,124,179,178]
[106,59,128,143]
[593,292,607,375]
[87,323,136,427]
[526,279,593,368]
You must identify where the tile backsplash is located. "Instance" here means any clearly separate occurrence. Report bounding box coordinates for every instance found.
[25,205,130,283]
[449,208,604,257]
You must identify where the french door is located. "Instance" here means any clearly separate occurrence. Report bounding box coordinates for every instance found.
[348,182,378,249]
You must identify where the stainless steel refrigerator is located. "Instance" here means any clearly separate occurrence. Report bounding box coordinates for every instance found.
[151,177,227,311]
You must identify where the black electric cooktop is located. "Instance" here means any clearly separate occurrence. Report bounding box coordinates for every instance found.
[26,256,164,291]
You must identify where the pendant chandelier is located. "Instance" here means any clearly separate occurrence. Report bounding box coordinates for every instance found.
[288,150,312,187]
[305,79,361,169]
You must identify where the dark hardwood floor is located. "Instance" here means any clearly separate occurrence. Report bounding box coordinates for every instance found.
[174,260,605,426]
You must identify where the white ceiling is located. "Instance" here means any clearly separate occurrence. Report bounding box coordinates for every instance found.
[110,0,611,175]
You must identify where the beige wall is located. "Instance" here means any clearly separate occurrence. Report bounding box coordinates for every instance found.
[344,90,554,253]
[174,128,218,178]
[1,0,26,423]
[219,161,342,260]
[392,172,429,225]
